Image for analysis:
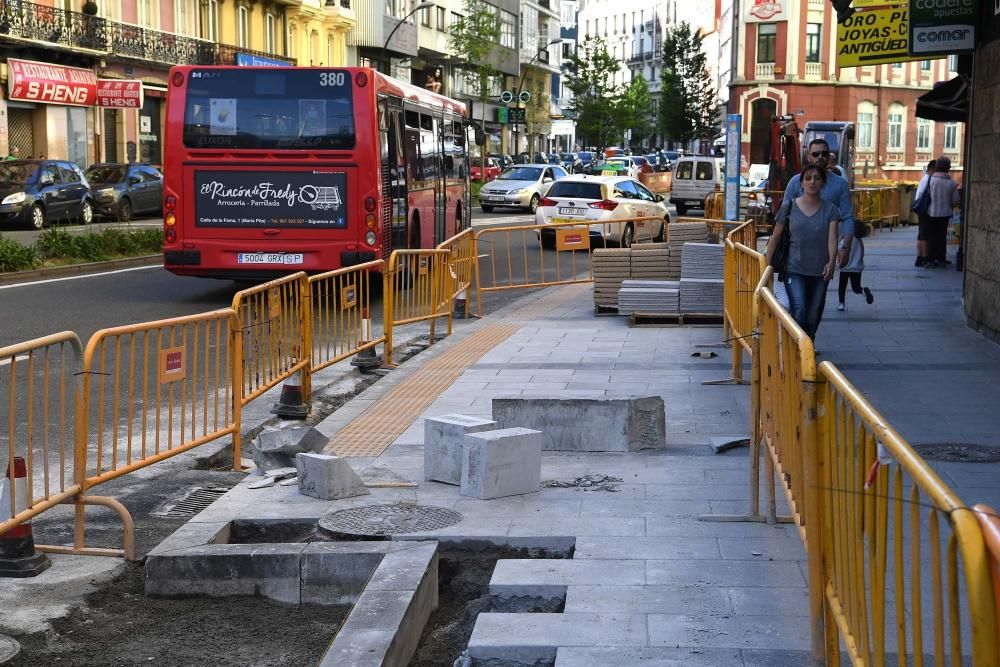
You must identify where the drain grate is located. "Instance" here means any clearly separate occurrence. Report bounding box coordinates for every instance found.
[911,443,1000,463]
[154,487,229,518]
[318,504,463,538]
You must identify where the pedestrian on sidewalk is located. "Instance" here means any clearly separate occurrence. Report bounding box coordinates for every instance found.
[926,156,960,268]
[913,160,936,267]
[765,164,840,339]
[836,221,873,311]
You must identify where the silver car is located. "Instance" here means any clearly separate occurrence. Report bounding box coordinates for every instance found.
[479,163,569,213]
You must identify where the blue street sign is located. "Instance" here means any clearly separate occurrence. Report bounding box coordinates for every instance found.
[235,53,292,67]
[724,114,742,222]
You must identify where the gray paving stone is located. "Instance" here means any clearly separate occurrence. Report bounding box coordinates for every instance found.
[490,559,646,597]
[508,516,645,537]
[581,498,712,517]
[728,586,809,617]
[648,612,812,651]
[468,612,647,663]
[717,536,806,561]
[646,559,806,587]
[318,629,393,667]
[573,536,720,560]
[555,647,744,666]
[565,584,731,615]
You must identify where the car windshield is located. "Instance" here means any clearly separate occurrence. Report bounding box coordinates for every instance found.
[560,153,575,161]
[0,164,39,184]
[546,181,603,199]
[85,165,126,183]
[498,167,542,181]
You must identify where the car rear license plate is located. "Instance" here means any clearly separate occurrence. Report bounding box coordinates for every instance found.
[238,252,304,265]
[558,207,587,215]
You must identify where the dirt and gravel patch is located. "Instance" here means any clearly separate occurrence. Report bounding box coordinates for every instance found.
[12,563,350,667]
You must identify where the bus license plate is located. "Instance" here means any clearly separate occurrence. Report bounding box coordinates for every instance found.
[558,207,586,215]
[238,253,304,265]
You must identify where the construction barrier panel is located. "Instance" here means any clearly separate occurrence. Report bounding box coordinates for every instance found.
[639,171,672,193]
[437,227,477,317]
[815,363,999,666]
[308,261,386,373]
[383,249,454,367]
[232,272,310,406]
[0,333,83,541]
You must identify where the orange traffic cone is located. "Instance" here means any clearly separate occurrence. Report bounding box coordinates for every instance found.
[0,457,51,578]
[272,370,309,419]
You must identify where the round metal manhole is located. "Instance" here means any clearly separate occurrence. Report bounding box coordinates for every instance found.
[911,443,1000,463]
[0,634,20,665]
[318,504,464,538]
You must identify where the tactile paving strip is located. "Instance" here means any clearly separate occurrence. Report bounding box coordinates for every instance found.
[328,284,586,458]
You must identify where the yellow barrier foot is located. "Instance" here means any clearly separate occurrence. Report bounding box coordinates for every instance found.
[702,378,750,386]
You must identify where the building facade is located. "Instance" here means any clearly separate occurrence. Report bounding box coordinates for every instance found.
[730,0,960,181]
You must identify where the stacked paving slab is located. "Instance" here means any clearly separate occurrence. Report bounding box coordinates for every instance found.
[616,280,680,316]
[591,249,631,309]
[629,243,673,281]
[667,222,708,278]
[679,242,725,314]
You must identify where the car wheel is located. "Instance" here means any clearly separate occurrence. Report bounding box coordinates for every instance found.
[527,194,540,214]
[655,218,668,243]
[29,203,46,230]
[481,204,493,213]
[621,223,635,248]
[675,203,688,216]
[118,197,132,222]
[79,199,94,225]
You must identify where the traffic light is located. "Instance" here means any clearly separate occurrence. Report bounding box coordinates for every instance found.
[831,0,855,23]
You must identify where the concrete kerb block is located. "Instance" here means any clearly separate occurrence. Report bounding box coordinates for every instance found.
[251,425,328,474]
[461,427,543,500]
[492,396,666,452]
[295,453,370,500]
[424,414,498,485]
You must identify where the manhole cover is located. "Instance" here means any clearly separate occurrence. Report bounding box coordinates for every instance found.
[0,634,20,665]
[911,444,1000,463]
[153,487,229,517]
[318,504,463,538]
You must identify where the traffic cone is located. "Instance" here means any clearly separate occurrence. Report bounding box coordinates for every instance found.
[0,457,51,578]
[271,370,309,419]
[350,308,383,372]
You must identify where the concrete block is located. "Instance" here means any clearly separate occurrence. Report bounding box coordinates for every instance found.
[300,544,384,605]
[461,427,542,500]
[423,413,497,485]
[492,396,666,452]
[251,425,327,473]
[295,453,369,500]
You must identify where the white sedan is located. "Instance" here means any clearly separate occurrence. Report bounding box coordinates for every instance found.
[479,164,569,213]
[534,175,671,249]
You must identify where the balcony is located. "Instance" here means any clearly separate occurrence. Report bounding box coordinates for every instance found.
[805,62,822,80]
[628,49,659,64]
[0,0,295,67]
[755,62,775,80]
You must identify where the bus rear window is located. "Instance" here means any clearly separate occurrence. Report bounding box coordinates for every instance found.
[183,69,355,150]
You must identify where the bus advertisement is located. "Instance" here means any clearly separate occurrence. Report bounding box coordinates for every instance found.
[161,66,476,279]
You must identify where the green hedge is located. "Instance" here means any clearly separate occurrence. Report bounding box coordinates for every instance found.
[0,227,162,273]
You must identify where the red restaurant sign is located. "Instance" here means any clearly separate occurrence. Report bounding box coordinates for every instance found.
[96,79,143,108]
[7,58,97,107]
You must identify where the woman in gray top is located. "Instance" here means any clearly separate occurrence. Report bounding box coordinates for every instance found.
[765,164,840,339]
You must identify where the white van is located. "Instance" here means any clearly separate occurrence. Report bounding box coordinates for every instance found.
[669,156,724,216]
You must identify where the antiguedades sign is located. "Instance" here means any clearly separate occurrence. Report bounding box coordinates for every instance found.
[909,0,978,56]
[195,170,348,229]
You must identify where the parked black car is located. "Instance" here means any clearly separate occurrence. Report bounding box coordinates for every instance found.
[85,163,163,221]
[0,160,94,229]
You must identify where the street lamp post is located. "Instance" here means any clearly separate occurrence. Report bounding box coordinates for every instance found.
[383,1,434,75]
[512,38,560,157]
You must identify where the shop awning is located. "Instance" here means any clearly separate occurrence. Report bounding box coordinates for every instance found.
[916,75,969,123]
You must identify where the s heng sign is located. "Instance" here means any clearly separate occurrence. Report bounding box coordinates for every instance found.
[7,59,97,107]
[97,80,143,109]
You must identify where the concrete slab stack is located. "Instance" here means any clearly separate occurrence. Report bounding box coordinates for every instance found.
[680,242,725,280]
[629,243,672,281]
[679,278,725,314]
[591,249,631,309]
[667,223,708,278]
[616,280,680,315]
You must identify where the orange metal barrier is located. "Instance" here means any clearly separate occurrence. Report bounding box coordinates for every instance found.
[383,249,454,367]
[0,333,84,541]
[308,261,385,373]
[232,272,310,406]
[815,364,999,666]
[437,227,477,318]
[974,504,1000,639]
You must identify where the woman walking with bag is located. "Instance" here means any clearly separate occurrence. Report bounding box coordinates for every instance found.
[765,164,840,339]
[912,160,936,267]
[926,156,960,268]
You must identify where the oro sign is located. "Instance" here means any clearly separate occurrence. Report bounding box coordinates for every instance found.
[837,6,925,67]
[909,0,977,56]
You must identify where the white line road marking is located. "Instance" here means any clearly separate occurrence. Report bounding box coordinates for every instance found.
[0,265,159,290]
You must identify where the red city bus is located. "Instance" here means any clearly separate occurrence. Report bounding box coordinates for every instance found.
[161,66,476,279]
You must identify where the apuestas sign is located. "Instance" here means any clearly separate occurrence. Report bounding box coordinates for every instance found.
[837,6,924,67]
[7,58,97,107]
[909,0,977,56]
[96,80,143,109]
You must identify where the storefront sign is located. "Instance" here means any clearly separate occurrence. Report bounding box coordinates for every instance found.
[837,6,925,67]
[7,58,97,107]
[235,53,292,67]
[745,0,788,22]
[96,79,143,108]
[194,170,348,229]
[724,114,742,222]
[909,0,977,55]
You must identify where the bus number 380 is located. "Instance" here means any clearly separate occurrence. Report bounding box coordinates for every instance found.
[319,72,346,86]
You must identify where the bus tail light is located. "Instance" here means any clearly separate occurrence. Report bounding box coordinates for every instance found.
[365,231,377,246]
[165,212,176,227]
[355,71,368,87]
[364,196,376,213]
[171,71,184,87]
[165,228,177,243]
[365,213,377,229]
[165,195,176,211]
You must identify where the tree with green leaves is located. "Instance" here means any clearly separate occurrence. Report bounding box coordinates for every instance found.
[659,22,719,147]
[449,0,501,173]
[563,36,622,149]
[617,77,654,149]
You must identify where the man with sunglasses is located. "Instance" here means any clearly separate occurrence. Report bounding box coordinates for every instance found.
[782,138,855,268]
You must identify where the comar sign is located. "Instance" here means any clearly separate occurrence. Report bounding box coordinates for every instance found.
[909,0,977,56]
